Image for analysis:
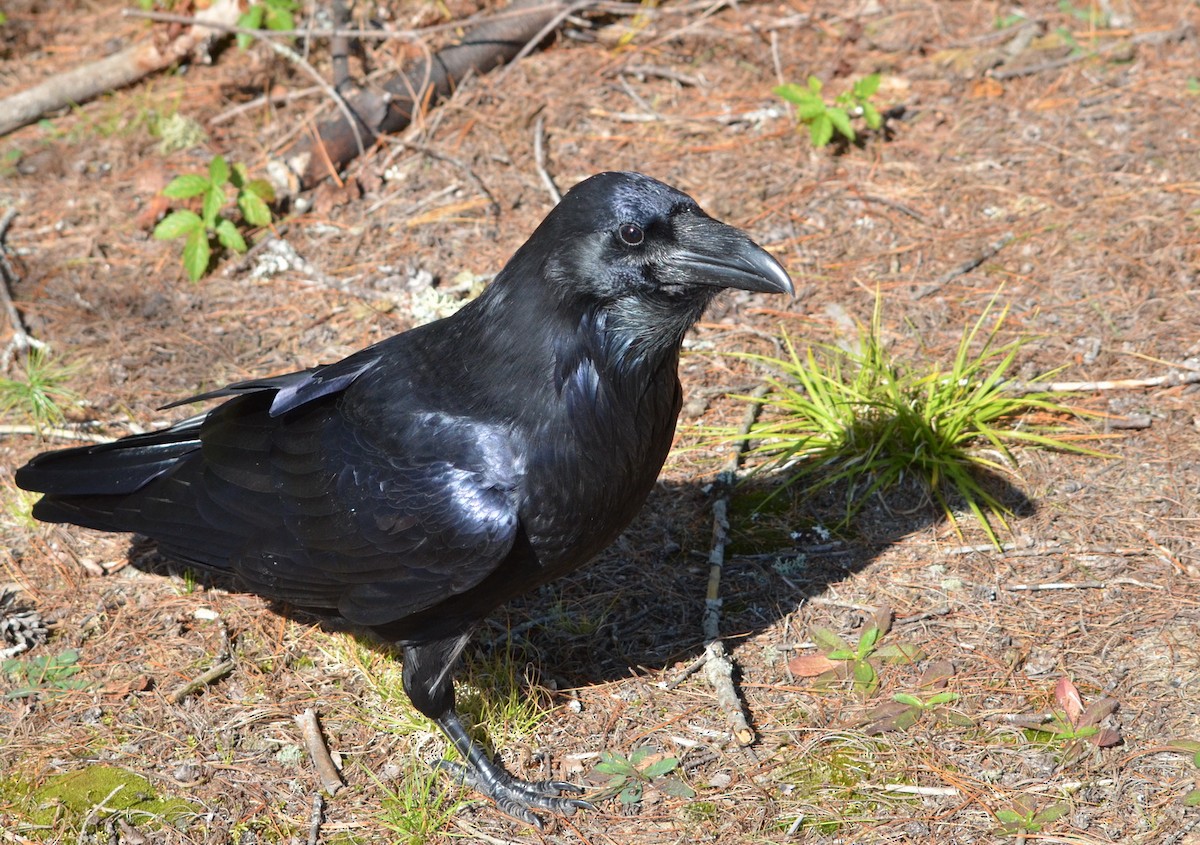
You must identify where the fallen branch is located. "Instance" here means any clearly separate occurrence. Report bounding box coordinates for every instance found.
[285,0,569,189]
[169,658,236,703]
[856,783,960,797]
[295,708,344,795]
[1004,365,1200,395]
[0,209,48,371]
[0,0,241,137]
[0,424,115,444]
[1004,577,1163,592]
[699,385,768,747]
[991,22,1195,80]
[306,793,325,845]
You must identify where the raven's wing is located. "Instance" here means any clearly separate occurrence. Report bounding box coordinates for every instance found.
[213,397,524,626]
[18,354,522,627]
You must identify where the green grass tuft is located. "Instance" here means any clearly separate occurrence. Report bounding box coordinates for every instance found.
[0,347,83,430]
[729,292,1107,546]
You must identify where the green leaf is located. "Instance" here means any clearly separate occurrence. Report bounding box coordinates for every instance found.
[153,209,203,240]
[852,659,877,694]
[854,73,881,99]
[238,5,266,50]
[826,106,855,141]
[772,83,811,105]
[618,782,642,804]
[806,75,823,94]
[1033,802,1070,824]
[657,776,696,798]
[594,761,629,775]
[199,184,223,228]
[994,810,1024,824]
[215,218,248,253]
[873,642,926,664]
[795,98,827,122]
[264,4,296,31]
[926,691,960,706]
[238,191,273,227]
[1185,789,1200,807]
[208,154,230,186]
[629,746,652,767]
[162,173,211,199]
[243,178,276,202]
[857,624,882,656]
[892,692,924,708]
[811,627,848,654]
[182,228,211,281]
[641,757,679,779]
[862,101,883,130]
[808,113,834,147]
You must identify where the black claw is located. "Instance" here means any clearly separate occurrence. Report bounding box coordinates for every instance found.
[433,710,593,826]
[436,756,591,825]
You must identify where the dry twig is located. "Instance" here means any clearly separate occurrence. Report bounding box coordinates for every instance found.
[169,658,236,703]
[0,0,242,136]
[699,385,767,746]
[533,114,562,204]
[295,708,344,795]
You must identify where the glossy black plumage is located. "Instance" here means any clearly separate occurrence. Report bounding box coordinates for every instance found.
[16,171,792,825]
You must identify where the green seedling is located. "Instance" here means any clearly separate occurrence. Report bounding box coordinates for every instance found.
[0,347,82,430]
[729,290,1108,547]
[774,74,883,148]
[859,660,974,732]
[1015,677,1121,766]
[591,746,695,808]
[789,606,924,696]
[153,154,275,281]
[994,795,1070,836]
[3,649,90,699]
[236,0,300,49]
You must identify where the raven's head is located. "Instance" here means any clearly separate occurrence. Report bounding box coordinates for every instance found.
[515,172,793,358]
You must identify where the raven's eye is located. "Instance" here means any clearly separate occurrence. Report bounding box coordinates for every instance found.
[617,223,644,246]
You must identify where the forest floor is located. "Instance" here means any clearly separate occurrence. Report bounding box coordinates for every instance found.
[1,1,1199,843]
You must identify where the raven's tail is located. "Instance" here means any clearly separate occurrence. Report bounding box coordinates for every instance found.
[15,416,205,532]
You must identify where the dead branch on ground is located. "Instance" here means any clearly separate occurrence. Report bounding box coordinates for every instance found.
[700,385,768,747]
[0,0,241,137]
[284,0,568,190]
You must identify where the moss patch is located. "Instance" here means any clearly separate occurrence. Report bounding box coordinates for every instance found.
[17,765,199,833]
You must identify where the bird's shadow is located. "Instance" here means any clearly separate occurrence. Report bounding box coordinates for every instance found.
[127,466,1032,713]
[487,468,1032,691]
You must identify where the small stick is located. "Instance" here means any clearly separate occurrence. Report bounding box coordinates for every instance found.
[0,209,49,371]
[857,783,960,797]
[295,708,344,795]
[912,232,1014,300]
[170,658,235,703]
[698,384,768,746]
[0,424,114,444]
[533,114,561,204]
[1005,578,1163,592]
[306,792,325,845]
[662,653,707,689]
[1004,368,1200,395]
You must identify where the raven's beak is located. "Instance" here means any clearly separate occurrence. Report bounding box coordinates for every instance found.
[672,215,795,296]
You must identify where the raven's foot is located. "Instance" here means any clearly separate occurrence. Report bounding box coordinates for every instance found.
[434,709,592,828]
[438,759,593,828]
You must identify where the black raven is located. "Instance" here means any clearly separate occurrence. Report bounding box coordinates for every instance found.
[16,171,792,825]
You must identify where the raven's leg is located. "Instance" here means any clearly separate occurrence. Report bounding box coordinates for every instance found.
[402,637,592,828]
[434,709,592,827]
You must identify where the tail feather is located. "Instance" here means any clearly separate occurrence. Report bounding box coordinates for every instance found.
[15,417,204,498]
